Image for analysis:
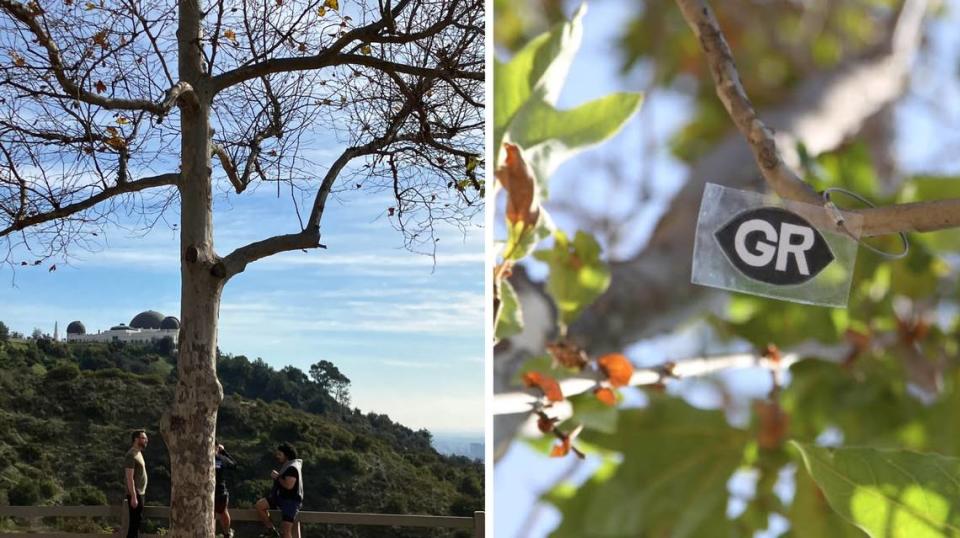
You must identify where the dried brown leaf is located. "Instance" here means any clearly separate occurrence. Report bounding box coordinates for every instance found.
[546,340,589,370]
[495,143,539,227]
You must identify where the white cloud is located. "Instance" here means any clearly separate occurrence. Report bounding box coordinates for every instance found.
[253,251,483,269]
[74,249,178,269]
[378,359,453,369]
[350,388,484,433]
[219,290,483,336]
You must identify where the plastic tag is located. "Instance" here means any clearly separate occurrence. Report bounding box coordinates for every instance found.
[691,183,861,308]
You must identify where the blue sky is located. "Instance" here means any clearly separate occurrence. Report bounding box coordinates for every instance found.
[495,0,960,536]
[0,158,484,435]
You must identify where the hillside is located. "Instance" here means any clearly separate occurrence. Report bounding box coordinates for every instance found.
[0,335,482,537]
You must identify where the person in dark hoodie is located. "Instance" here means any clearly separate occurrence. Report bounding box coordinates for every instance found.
[255,442,303,538]
[214,443,237,538]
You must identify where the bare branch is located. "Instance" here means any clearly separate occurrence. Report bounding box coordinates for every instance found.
[0,0,193,117]
[0,173,179,237]
[127,1,176,87]
[307,133,423,229]
[222,107,440,279]
[212,52,482,94]
[336,52,484,81]
[220,228,324,280]
[160,81,200,116]
[857,199,960,236]
[212,105,280,194]
[675,0,960,237]
[210,143,241,192]
[495,343,850,417]
[674,0,825,205]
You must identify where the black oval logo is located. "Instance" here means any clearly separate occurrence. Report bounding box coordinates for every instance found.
[714,207,834,285]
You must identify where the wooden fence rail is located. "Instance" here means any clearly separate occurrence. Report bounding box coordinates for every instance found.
[0,505,484,537]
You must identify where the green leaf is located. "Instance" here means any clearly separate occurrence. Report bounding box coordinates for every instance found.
[533,230,610,326]
[549,396,748,537]
[495,278,523,341]
[782,359,920,447]
[502,208,553,261]
[789,463,868,537]
[793,442,960,538]
[508,92,643,190]
[923,370,960,457]
[565,391,619,434]
[898,176,960,203]
[896,176,960,254]
[494,4,585,166]
[716,297,842,348]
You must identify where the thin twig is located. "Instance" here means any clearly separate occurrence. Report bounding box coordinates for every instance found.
[674,0,960,237]
[494,343,849,416]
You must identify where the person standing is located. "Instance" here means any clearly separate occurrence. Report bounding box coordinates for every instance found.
[123,430,148,538]
[215,443,237,538]
[255,443,303,538]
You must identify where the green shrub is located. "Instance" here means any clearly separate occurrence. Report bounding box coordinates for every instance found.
[45,362,80,383]
[38,478,58,499]
[351,434,373,452]
[8,477,41,506]
[63,485,107,505]
[449,494,479,517]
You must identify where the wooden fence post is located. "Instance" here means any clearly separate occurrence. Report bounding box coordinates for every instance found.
[473,511,484,538]
[118,503,129,537]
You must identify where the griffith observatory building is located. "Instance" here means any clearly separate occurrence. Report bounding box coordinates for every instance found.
[65,310,180,345]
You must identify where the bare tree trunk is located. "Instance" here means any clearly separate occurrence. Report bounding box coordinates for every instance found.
[160,0,223,536]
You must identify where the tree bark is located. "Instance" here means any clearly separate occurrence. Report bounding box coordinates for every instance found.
[160,0,223,536]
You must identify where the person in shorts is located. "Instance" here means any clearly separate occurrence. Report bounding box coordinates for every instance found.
[214,443,237,538]
[255,443,303,538]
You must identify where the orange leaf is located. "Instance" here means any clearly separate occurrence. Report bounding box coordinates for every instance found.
[593,386,616,406]
[546,340,589,370]
[549,425,584,459]
[94,80,107,93]
[105,136,125,150]
[549,437,570,458]
[598,353,634,388]
[495,143,539,227]
[223,29,237,44]
[104,126,125,150]
[522,372,563,402]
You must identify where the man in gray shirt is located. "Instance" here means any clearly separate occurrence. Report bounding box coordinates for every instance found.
[123,430,148,538]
